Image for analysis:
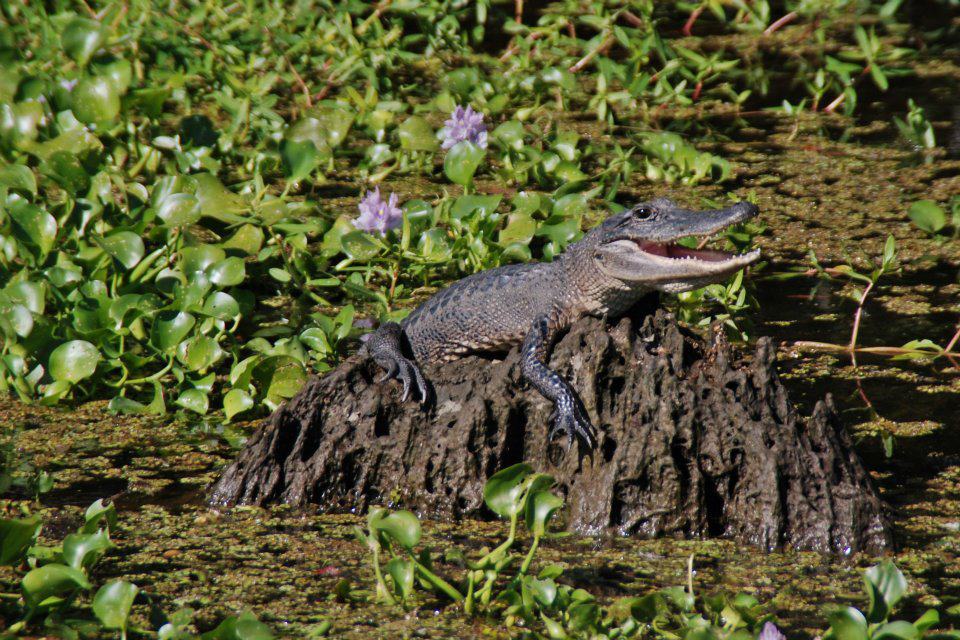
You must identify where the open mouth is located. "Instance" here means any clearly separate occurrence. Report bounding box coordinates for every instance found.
[634,240,741,263]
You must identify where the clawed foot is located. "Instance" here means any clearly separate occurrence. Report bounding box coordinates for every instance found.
[375,354,429,404]
[548,393,598,450]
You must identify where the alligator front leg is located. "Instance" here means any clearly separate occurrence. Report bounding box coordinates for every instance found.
[363,322,429,403]
[521,313,598,449]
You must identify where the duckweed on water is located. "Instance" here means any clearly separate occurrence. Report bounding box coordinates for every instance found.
[1,0,959,637]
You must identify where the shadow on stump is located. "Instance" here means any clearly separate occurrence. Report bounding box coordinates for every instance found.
[209,308,893,555]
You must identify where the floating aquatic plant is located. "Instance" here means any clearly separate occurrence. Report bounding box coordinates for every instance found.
[353,187,403,236]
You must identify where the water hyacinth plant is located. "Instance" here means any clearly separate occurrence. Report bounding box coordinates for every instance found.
[353,187,403,236]
[442,104,488,191]
[440,104,489,150]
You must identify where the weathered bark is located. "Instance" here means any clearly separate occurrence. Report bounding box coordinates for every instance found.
[209,308,893,555]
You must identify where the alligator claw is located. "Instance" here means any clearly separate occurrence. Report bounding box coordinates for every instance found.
[548,393,597,450]
[376,354,429,404]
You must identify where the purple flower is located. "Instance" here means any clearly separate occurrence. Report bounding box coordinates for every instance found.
[759,622,786,640]
[354,187,402,236]
[440,105,488,150]
[59,79,78,92]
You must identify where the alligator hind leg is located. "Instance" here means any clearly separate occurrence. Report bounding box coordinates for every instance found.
[363,322,429,403]
[521,313,598,449]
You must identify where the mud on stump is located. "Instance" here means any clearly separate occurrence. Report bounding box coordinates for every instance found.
[209,308,893,555]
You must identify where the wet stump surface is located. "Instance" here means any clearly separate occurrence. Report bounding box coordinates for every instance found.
[210,308,893,555]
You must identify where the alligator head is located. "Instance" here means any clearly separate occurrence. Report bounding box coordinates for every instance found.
[585,197,761,293]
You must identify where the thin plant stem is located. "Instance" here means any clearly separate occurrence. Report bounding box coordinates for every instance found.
[569,33,615,73]
[764,11,798,35]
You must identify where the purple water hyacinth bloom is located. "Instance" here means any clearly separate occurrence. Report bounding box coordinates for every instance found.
[758,622,787,640]
[440,105,488,150]
[353,187,403,236]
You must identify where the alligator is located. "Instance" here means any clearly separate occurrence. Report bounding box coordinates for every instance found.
[362,197,760,449]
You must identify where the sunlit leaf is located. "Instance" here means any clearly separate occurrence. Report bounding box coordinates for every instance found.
[49,340,100,383]
[398,116,438,151]
[97,231,145,270]
[200,611,274,640]
[61,17,106,66]
[385,557,415,602]
[224,388,254,420]
[444,141,485,186]
[150,311,196,352]
[92,580,138,632]
[483,463,533,518]
[175,388,209,415]
[829,607,869,640]
[907,200,946,234]
[0,516,41,565]
[252,355,307,401]
[71,76,122,123]
[369,510,421,549]
[62,530,114,572]
[22,563,92,610]
[865,560,908,623]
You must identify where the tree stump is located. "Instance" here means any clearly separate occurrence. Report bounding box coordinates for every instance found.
[209,307,893,555]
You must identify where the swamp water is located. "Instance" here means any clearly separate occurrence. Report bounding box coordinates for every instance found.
[1,116,958,638]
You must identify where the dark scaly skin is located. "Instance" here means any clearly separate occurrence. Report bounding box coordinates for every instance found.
[361,198,761,449]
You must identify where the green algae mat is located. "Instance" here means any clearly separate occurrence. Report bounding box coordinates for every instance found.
[0,0,959,637]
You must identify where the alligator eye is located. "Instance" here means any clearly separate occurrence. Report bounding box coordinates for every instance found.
[633,206,653,219]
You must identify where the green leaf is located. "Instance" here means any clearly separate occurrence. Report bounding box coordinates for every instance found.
[882,235,897,271]
[483,463,533,518]
[8,199,58,258]
[524,489,563,537]
[150,311,196,352]
[252,355,307,402]
[223,388,254,420]
[492,120,526,151]
[208,257,246,287]
[499,214,537,246]
[340,231,384,260]
[92,58,132,94]
[0,164,37,195]
[82,499,118,534]
[864,560,908,622]
[97,231,145,270]
[874,621,921,640]
[176,388,209,415]
[418,228,452,261]
[829,607,869,640]
[195,174,248,221]
[22,563,92,610]
[908,200,946,234]
[200,611,274,640]
[451,194,501,220]
[397,116,438,151]
[280,139,320,182]
[202,292,240,321]
[71,75,122,123]
[223,224,265,255]
[369,510,421,549]
[62,530,114,572]
[49,340,100,383]
[61,17,106,66]
[385,557,415,602]
[0,516,41,565]
[177,336,224,372]
[181,245,226,276]
[92,580,138,632]
[444,141,485,186]
[157,193,202,227]
[914,609,940,633]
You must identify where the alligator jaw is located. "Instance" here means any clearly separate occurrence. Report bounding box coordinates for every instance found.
[595,237,760,285]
